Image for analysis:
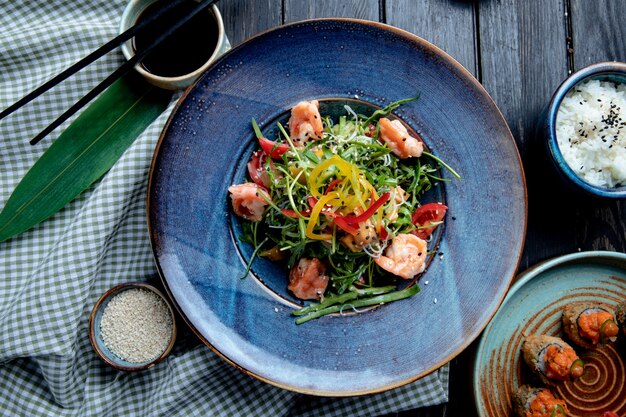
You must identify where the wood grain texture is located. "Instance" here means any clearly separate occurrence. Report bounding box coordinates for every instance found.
[385,0,477,76]
[569,0,626,254]
[283,0,379,22]
[571,0,626,68]
[219,0,281,46]
[477,0,572,269]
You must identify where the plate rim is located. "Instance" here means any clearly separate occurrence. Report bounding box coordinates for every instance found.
[472,250,626,416]
[146,17,528,396]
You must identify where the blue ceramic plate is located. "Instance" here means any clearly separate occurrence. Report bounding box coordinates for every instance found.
[473,251,626,417]
[148,19,526,395]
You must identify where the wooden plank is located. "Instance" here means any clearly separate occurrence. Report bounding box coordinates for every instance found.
[569,0,626,253]
[218,0,282,46]
[283,0,379,22]
[385,0,477,76]
[571,0,626,68]
[477,0,572,269]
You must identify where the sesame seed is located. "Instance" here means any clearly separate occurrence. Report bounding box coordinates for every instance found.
[100,289,173,363]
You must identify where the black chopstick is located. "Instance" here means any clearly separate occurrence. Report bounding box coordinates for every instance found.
[0,0,189,123]
[28,0,217,146]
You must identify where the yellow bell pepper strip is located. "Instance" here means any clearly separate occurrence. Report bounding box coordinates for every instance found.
[308,155,354,197]
[306,192,340,240]
[349,164,365,208]
[369,188,382,233]
[306,196,358,235]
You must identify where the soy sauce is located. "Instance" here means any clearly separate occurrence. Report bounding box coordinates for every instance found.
[133,1,219,77]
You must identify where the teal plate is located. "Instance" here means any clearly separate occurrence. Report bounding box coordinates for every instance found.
[473,251,626,417]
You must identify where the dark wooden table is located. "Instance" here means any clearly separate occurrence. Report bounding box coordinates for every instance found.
[219,1,626,415]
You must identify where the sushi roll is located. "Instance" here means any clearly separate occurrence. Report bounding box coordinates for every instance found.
[522,335,584,385]
[616,300,626,336]
[562,302,619,349]
[512,385,568,417]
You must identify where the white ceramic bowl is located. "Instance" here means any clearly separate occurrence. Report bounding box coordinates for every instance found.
[119,0,230,90]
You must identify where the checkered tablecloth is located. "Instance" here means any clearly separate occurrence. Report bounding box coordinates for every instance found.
[0,1,449,415]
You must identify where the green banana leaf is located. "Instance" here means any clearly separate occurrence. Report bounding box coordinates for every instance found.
[0,72,172,242]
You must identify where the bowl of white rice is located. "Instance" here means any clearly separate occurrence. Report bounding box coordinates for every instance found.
[546,61,626,198]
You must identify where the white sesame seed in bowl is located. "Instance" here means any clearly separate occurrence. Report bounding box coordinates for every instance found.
[89,282,177,371]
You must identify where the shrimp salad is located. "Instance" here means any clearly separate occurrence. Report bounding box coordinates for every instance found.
[229,98,459,324]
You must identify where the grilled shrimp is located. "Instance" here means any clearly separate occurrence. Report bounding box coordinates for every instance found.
[228,183,270,222]
[288,257,329,300]
[288,100,324,147]
[378,118,424,159]
[374,233,427,279]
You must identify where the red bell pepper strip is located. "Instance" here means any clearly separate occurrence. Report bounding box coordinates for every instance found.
[325,179,343,195]
[281,208,311,218]
[334,216,360,235]
[281,209,299,218]
[308,196,340,218]
[259,137,290,159]
[339,192,390,225]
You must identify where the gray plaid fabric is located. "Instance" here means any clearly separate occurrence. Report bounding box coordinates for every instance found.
[0,1,449,415]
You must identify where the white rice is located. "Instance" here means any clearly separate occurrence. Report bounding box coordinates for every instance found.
[556,79,626,187]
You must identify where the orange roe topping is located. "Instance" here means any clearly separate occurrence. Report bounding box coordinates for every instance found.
[525,389,567,417]
[578,311,618,344]
[544,345,579,380]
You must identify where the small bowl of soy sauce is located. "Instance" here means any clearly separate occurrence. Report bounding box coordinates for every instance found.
[120,0,230,90]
